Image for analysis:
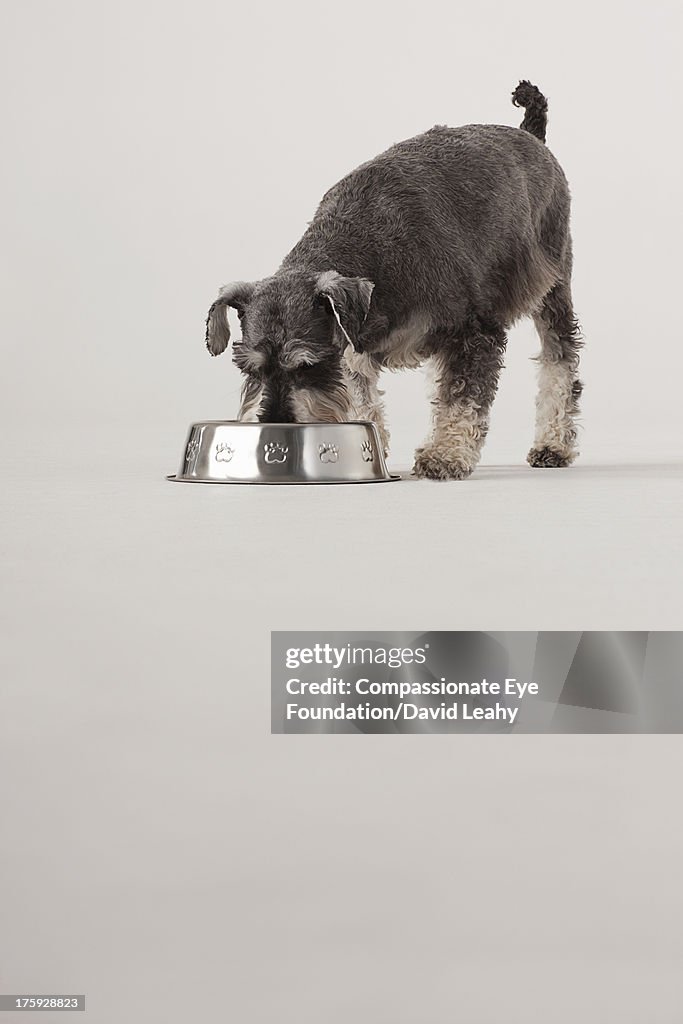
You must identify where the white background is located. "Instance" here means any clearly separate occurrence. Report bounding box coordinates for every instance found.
[2,2,683,1022]
[2,0,681,463]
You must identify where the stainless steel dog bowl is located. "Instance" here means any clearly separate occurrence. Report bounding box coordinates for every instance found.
[167,421,399,485]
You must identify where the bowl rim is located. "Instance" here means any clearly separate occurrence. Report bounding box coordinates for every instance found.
[166,474,401,486]
[184,420,382,427]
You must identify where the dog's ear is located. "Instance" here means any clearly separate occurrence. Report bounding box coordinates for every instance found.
[315,270,374,350]
[205,281,257,356]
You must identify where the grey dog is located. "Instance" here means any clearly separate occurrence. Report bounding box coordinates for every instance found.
[205,81,582,479]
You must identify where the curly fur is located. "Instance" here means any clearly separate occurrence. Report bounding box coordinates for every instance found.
[527,282,583,467]
[512,80,549,143]
[414,319,507,480]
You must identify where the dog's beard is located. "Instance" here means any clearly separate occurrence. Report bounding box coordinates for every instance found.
[238,377,263,421]
[238,375,355,423]
[290,385,354,423]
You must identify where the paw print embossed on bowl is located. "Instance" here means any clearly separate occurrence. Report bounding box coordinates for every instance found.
[184,436,201,468]
[169,422,398,485]
[214,442,234,463]
[264,441,289,465]
[361,440,374,463]
[318,442,339,464]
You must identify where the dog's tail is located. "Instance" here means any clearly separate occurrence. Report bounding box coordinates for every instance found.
[511,81,548,143]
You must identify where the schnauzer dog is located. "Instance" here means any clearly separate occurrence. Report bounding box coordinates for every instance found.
[205,81,582,480]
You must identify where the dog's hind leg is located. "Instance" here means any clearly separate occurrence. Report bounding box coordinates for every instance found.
[527,283,583,468]
[413,319,507,480]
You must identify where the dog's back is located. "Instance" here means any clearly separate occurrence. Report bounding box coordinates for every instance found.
[285,87,570,329]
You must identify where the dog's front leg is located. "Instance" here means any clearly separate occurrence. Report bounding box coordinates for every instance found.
[414,321,507,480]
[343,351,390,455]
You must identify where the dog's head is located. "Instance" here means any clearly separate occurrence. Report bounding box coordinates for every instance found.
[205,270,374,422]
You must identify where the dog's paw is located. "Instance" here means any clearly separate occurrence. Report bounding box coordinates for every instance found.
[527,446,574,468]
[413,447,475,481]
[318,442,339,464]
[264,441,288,464]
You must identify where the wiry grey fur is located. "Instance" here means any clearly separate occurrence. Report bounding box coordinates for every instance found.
[206,81,583,479]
